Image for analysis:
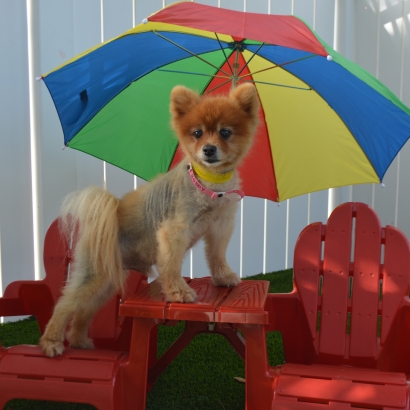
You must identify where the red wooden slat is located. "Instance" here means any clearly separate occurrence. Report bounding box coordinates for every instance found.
[1,355,116,381]
[349,203,381,359]
[381,225,410,344]
[280,363,406,385]
[272,401,354,410]
[217,280,269,324]
[1,346,127,381]
[319,203,353,356]
[276,375,407,407]
[42,218,70,303]
[119,281,168,319]
[167,277,229,322]
[0,379,116,410]
[293,222,323,340]
[7,345,124,360]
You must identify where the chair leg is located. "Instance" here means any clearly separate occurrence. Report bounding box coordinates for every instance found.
[215,323,245,359]
[120,317,158,410]
[238,324,273,410]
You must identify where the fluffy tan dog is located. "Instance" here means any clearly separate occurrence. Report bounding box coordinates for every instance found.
[40,83,260,357]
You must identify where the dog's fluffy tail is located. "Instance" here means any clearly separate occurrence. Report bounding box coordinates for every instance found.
[60,186,127,293]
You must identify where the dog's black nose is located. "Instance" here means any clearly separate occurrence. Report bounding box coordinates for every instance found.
[203,145,217,157]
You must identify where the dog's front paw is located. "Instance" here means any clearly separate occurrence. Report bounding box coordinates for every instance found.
[212,270,241,287]
[39,335,65,357]
[163,278,197,303]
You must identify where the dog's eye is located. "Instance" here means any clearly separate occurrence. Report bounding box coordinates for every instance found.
[219,128,232,140]
[193,129,203,139]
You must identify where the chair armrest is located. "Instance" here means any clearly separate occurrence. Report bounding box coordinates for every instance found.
[1,280,54,332]
[265,291,300,330]
[265,291,318,364]
[378,298,410,373]
[0,297,24,317]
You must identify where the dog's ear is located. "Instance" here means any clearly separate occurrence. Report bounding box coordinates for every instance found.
[230,83,260,117]
[170,86,201,119]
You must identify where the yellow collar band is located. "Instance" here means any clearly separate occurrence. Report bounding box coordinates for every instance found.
[191,162,234,184]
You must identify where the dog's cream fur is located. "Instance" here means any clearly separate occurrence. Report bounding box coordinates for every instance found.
[39,83,260,357]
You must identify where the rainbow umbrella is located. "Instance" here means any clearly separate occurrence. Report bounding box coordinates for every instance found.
[41,1,410,202]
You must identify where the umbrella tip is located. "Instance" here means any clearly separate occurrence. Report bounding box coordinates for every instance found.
[327,55,333,61]
[36,76,43,81]
[142,18,148,24]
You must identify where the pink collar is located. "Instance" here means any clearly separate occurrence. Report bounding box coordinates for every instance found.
[187,163,245,201]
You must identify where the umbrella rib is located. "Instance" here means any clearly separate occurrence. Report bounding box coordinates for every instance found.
[203,78,233,95]
[239,53,318,80]
[157,68,229,79]
[215,33,234,75]
[244,79,311,90]
[237,42,265,77]
[153,31,232,78]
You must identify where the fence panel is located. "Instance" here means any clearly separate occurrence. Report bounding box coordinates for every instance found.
[397,0,410,234]
[351,0,410,233]
[0,1,34,288]
[373,0,404,227]
[1,0,410,313]
[37,0,102,280]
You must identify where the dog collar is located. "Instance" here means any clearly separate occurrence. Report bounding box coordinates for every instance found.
[187,163,244,201]
[191,162,234,184]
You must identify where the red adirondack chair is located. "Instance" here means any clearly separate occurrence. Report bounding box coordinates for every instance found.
[264,202,410,409]
[0,218,148,409]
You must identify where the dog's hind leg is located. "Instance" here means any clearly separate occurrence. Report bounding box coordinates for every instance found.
[39,274,88,357]
[156,219,197,303]
[39,262,122,357]
[66,281,117,350]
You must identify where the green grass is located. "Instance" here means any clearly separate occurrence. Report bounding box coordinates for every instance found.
[2,269,293,410]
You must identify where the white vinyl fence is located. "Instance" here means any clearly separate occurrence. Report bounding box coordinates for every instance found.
[0,0,410,303]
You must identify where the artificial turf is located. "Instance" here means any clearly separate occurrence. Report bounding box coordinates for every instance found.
[1,269,293,410]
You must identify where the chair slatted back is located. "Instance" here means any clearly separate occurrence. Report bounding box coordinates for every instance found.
[349,204,381,358]
[319,202,353,356]
[293,221,322,341]
[293,202,410,363]
[43,218,71,303]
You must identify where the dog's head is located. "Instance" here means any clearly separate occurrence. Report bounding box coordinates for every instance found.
[170,83,260,173]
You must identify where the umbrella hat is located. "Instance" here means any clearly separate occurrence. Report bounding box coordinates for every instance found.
[41,1,410,202]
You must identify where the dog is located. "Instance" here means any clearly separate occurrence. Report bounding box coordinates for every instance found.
[39,82,260,357]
